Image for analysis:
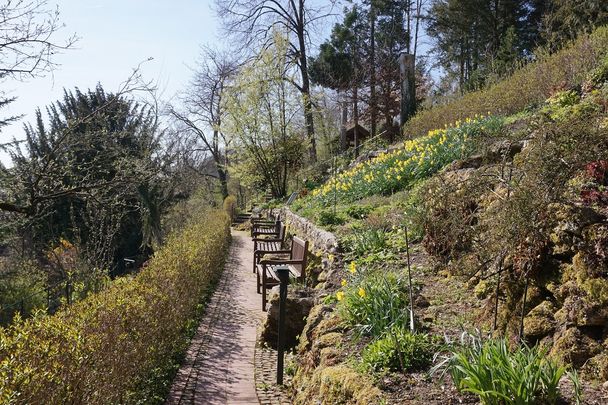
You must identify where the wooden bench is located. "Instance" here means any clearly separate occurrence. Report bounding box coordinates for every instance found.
[256,236,309,311]
[250,216,280,237]
[252,222,286,274]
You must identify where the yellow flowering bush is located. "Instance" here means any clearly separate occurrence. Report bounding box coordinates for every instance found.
[0,209,231,404]
[308,115,503,205]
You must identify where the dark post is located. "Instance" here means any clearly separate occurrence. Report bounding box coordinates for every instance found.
[276,266,290,385]
[399,53,416,128]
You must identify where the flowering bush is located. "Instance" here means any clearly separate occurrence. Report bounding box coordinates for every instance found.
[308,115,503,205]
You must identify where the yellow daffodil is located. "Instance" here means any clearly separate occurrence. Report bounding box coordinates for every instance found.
[341,279,347,287]
[336,291,344,301]
[358,288,366,298]
[349,261,356,274]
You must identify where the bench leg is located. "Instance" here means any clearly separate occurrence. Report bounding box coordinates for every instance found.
[256,267,261,294]
[262,268,267,311]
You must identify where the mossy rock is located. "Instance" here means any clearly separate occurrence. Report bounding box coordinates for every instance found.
[298,304,333,354]
[555,296,608,327]
[524,300,556,339]
[316,332,343,350]
[319,347,342,367]
[293,365,384,405]
[474,279,492,299]
[550,327,602,367]
[582,352,608,381]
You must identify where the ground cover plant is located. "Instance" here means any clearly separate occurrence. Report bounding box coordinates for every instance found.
[0,207,231,404]
[436,337,580,405]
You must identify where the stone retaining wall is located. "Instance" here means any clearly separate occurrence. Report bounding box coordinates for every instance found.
[271,207,339,276]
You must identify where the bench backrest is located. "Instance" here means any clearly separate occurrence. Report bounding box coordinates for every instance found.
[291,236,309,280]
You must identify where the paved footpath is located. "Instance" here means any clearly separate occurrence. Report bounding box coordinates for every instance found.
[166,230,264,405]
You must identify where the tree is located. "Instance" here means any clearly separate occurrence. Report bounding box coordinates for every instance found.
[216,0,332,163]
[427,0,543,92]
[542,0,608,50]
[224,32,306,198]
[0,0,76,129]
[170,47,238,199]
[0,84,170,274]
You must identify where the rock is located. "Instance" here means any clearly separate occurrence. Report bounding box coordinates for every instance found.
[319,347,341,367]
[487,140,524,161]
[603,380,608,390]
[549,204,603,255]
[449,155,484,170]
[523,300,556,338]
[582,352,608,381]
[297,304,333,353]
[550,327,602,367]
[555,296,608,327]
[261,286,315,350]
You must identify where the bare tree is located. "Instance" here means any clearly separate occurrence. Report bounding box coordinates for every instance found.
[215,0,333,163]
[0,0,77,79]
[169,47,238,199]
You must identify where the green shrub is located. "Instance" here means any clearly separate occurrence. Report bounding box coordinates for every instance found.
[404,26,608,139]
[440,338,578,405]
[361,326,439,373]
[338,271,410,338]
[341,228,389,257]
[223,195,237,220]
[317,210,346,226]
[345,204,374,219]
[0,209,231,404]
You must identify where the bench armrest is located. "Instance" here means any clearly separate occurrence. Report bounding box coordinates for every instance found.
[255,249,291,256]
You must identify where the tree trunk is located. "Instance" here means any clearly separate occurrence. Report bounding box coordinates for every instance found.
[399,53,416,128]
[297,1,317,162]
[369,7,377,138]
[217,165,229,199]
[353,85,359,157]
[340,90,348,152]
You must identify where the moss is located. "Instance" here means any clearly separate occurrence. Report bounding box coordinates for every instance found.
[523,301,556,339]
[582,352,608,381]
[316,332,343,350]
[474,279,492,299]
[293,365,384,405]
[550,327,602,368]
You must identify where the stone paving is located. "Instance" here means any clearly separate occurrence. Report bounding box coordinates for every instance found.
[166,230,292,405]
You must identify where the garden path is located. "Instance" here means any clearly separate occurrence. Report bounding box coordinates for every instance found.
[166,230,263,404]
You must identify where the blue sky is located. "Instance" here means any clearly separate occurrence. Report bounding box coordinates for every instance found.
[0,0,220,163]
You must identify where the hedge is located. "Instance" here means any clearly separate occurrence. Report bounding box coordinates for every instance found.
[0,208,231,404]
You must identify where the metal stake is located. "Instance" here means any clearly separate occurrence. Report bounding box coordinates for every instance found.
[276,266,290,385]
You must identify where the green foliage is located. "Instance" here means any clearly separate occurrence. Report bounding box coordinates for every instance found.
[341,228,389,257]
[405,26,608,139]
[345,204,373,219]
[317,210,346,226]
[308,115,503,205]
[0,209,231,404]
[441,338,576,405]
[223,195,237,220]
[361,326,438,373]
[338,270,410,338]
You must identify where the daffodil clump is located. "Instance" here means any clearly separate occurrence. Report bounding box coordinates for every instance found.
[337,262,411,338]
[310,115,503,204]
